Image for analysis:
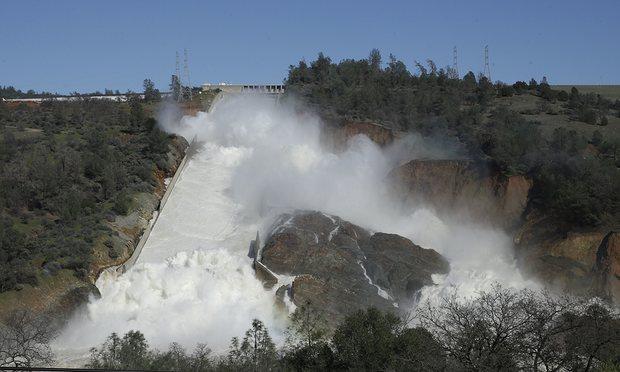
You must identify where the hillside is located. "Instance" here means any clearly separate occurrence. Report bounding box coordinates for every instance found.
[0,98,187,320]
[553,85,620,101]
[285,51,620,301]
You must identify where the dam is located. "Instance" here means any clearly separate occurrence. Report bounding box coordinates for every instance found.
[54,94,533,364]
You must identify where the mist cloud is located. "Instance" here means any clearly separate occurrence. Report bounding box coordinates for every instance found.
[55,95,536,364]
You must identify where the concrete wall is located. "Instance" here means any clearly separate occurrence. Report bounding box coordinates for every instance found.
[111,136,197,275]
[202,83,285,94]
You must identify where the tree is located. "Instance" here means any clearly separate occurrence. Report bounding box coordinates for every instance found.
[151,342,191,371]
[368,48,382,71]
[418,285,526,371]
[386,54,409,84]
[571,303,620,371]
[87,330,152,370]
[391,327,446,371]
[170,74,181,101]
[569,86,581,107]
[0,217,36,292]
[311,53,331,82]
[0,310,56,368]
[227,319,277,370]
[332,307,401,370]
[282,301,332,370]
[497,83,515,97]
[129,97,146,128]
[143,79,161,102]
[418,284,620,371]
[463,71,477,88]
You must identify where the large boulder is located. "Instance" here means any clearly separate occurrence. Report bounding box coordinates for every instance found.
[389,159,531,229]
[258,211,448,325]
[360,233,449,307]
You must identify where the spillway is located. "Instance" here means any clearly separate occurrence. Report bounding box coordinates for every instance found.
[54,95,536,365]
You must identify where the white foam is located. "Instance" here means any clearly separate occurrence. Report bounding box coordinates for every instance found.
[55,95,536,365]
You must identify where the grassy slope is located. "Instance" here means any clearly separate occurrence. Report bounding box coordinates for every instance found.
[493,93,620,140]
[552,85,620,101]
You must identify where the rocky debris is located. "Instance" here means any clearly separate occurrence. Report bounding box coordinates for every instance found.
[389,159,531,229]
[258,211,448,325]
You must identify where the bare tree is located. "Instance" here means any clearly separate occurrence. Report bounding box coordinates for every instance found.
[0,310,56,367]
[418,284,620,371]
[418,284,528,370]
[518,292,585,371]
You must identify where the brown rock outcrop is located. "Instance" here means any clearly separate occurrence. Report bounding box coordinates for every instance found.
[514,210,620,303]
[322,120,403,151]
[259,211,448,325]
[592,232,620,305]
[389,159,531,229]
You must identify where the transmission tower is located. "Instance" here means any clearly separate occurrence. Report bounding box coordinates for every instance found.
[183,48,192,102]
[483,45,492,81]
[452,46,459,78]
[175,51,182,102]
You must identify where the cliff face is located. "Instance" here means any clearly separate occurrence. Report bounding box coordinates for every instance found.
[322,120,402,152]
[514,209,620,305]
[389,159,531,230]
[593,232,620,305]
[388,157,619,304]
[323,120,619,304]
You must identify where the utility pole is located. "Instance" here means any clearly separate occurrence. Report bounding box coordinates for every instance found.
[452,46,459,78]
[483,45,492,81]
[183,48,192,103]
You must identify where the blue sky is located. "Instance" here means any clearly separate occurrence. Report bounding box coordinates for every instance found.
[1,0,618,94]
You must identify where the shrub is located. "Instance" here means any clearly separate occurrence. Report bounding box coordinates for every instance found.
[112,191,132,215]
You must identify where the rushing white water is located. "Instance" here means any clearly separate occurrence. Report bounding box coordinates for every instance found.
[54,94,537,364]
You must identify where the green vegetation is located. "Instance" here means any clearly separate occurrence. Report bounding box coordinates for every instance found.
[553,85,620,101]
[0,86,56,99]
[0,97,177,293]
[80,285,619,371]
[285,51,620,227]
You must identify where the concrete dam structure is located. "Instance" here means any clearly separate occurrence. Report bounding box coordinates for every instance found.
[202,82,285,94]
